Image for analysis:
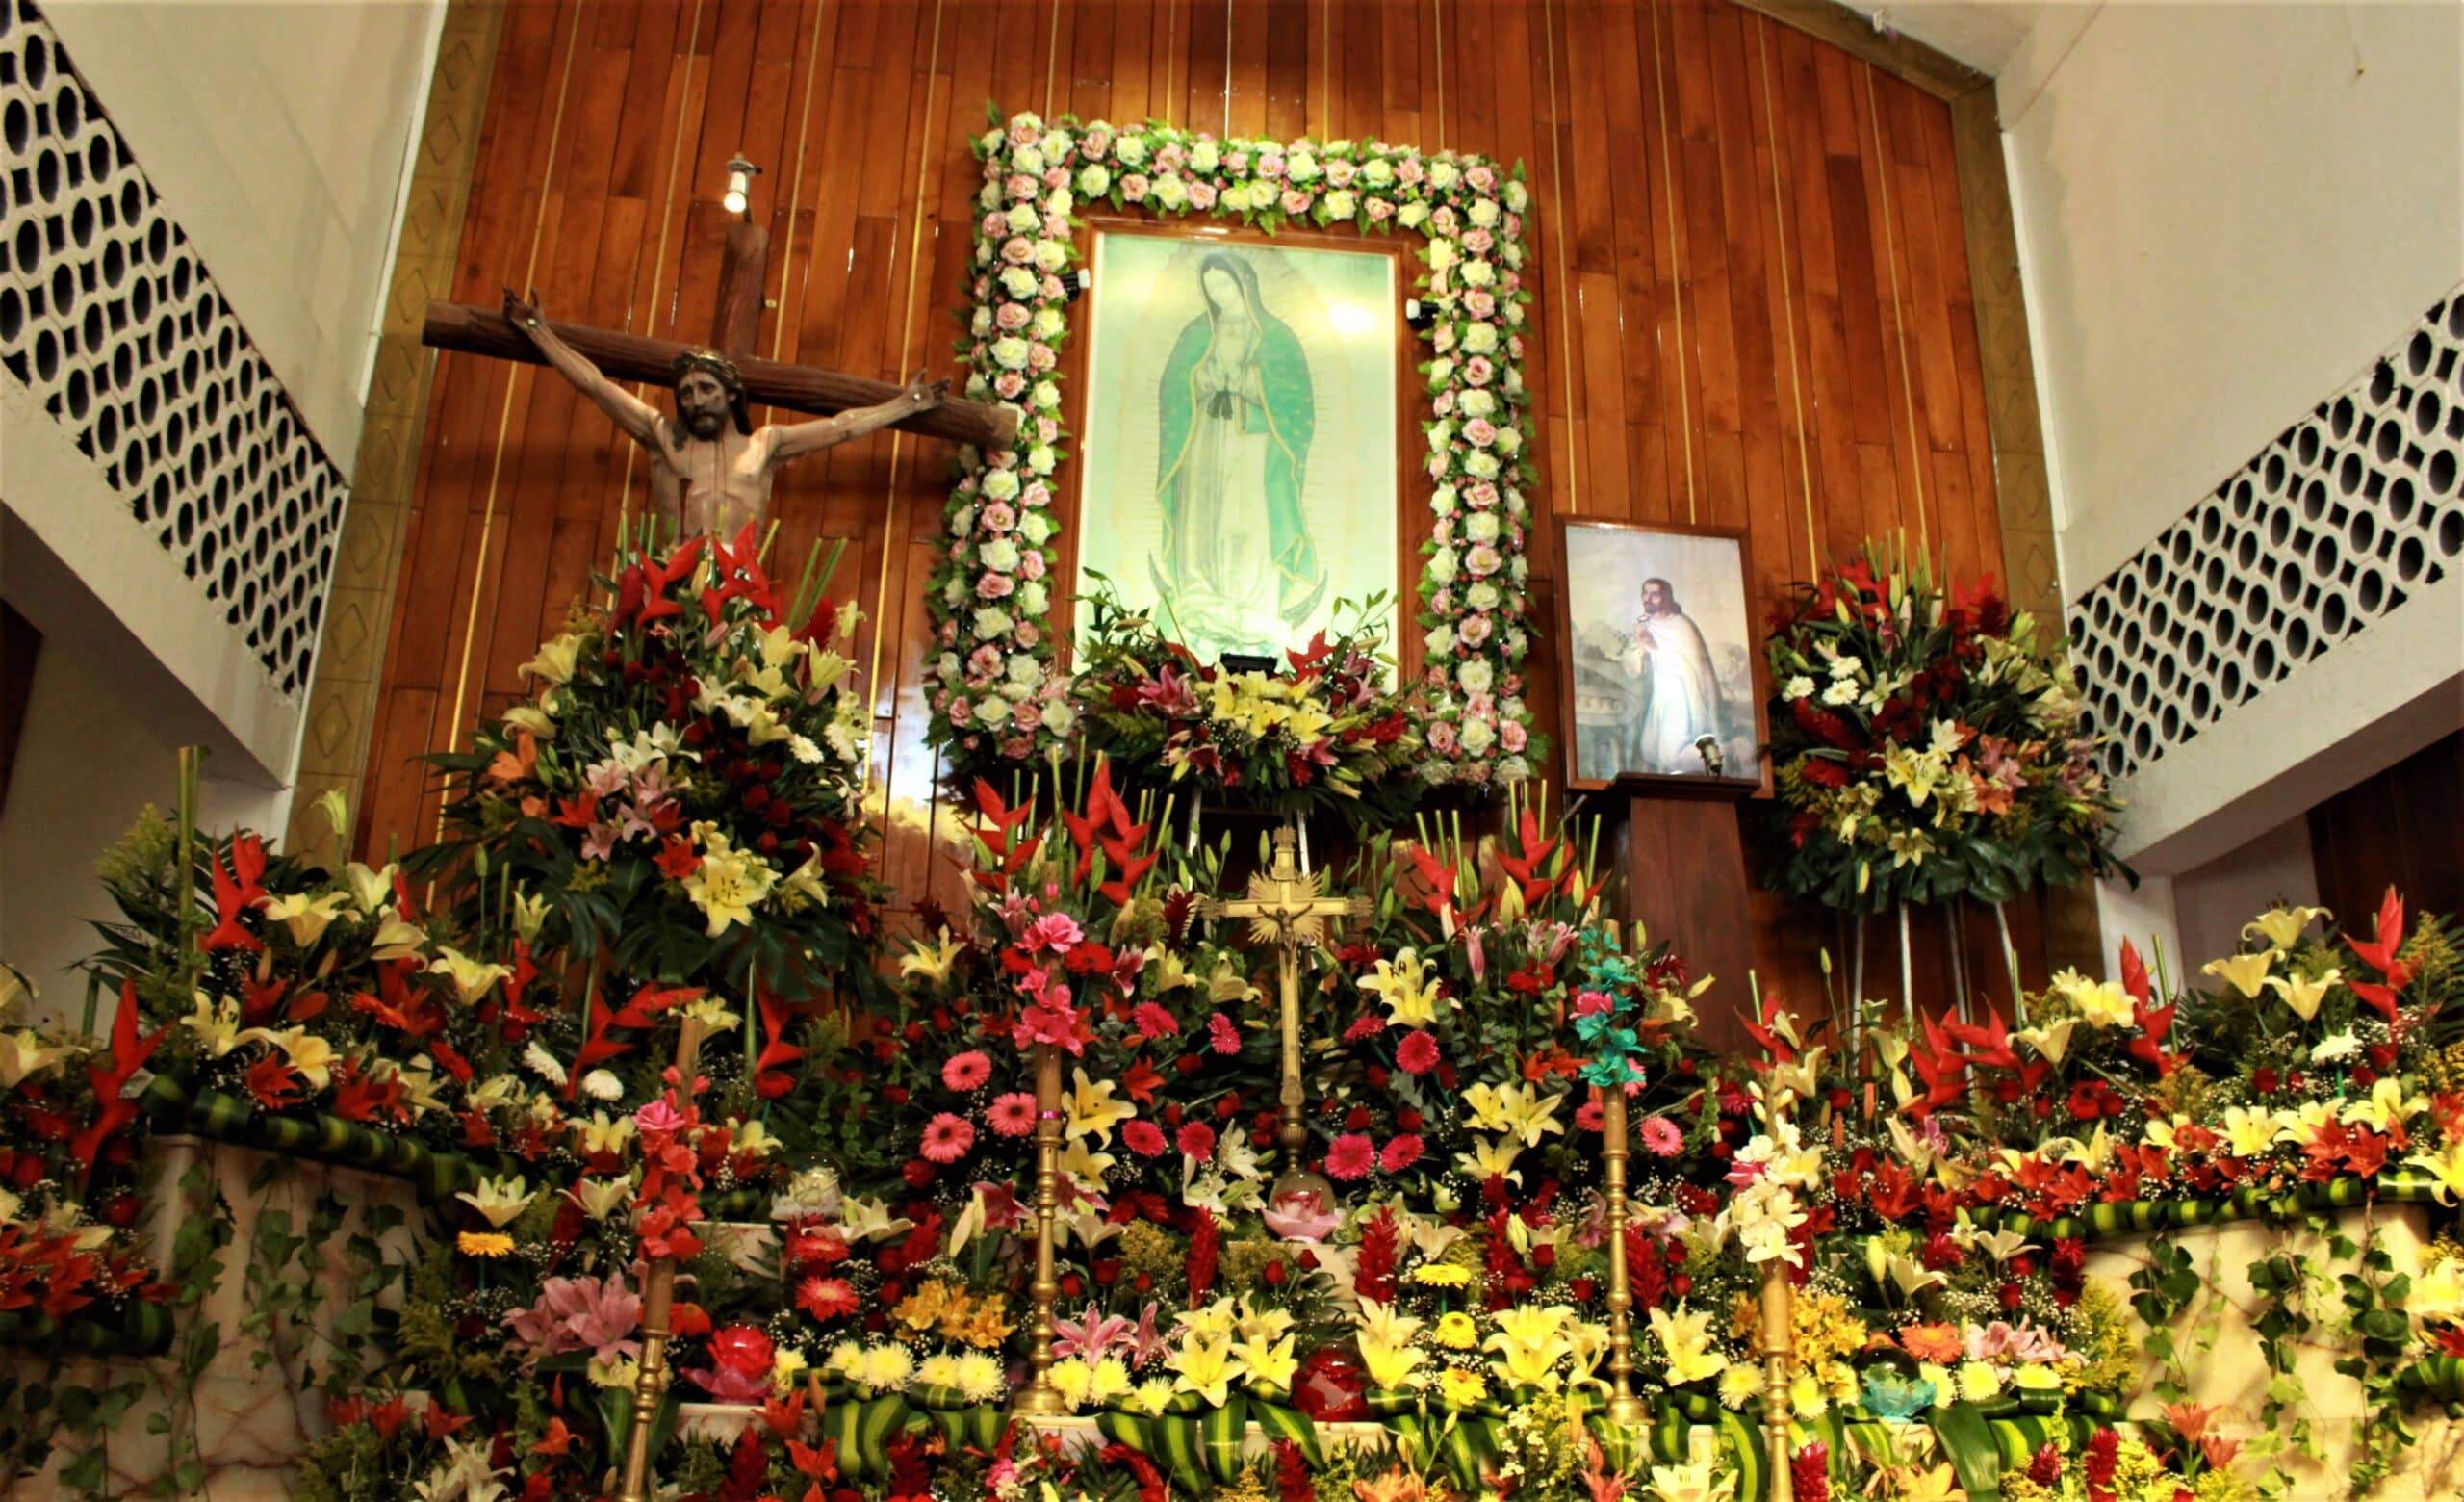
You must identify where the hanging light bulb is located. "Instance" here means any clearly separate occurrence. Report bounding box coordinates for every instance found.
[721,154,760,216]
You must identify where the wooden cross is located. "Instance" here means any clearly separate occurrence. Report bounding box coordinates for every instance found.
[422,217,1015,450]
[1202,823,1370,1199]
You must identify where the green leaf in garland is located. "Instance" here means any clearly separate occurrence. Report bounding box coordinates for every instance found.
[1930,1400,2004,1500]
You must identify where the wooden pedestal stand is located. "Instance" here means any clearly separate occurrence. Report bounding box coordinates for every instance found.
[1621,785,1758,1053]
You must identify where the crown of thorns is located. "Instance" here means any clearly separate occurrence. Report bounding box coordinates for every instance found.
[669,349,745,396]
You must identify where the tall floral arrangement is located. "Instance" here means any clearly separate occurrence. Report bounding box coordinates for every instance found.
[1762,543,2126,913]
[929,109,1544,789]
[419,525,884,1004]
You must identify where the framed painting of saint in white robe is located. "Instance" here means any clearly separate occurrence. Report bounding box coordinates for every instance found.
[1554,517,1768,795]
[1072,225,1402,665]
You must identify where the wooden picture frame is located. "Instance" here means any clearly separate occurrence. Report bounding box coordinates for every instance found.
[1552,515,1771,799]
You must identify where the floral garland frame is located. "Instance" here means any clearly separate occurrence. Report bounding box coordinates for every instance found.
[926,109,1545,789]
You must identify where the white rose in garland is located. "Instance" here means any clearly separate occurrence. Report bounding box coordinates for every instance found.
[928,112,1545,788]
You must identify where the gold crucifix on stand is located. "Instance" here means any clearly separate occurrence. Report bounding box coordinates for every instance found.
[1203,821,1371,1213]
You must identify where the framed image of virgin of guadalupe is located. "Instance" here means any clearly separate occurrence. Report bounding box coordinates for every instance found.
[1071,224,1405,665]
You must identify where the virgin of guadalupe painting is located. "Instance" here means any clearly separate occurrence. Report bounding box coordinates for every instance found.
[1076,231,1398,663]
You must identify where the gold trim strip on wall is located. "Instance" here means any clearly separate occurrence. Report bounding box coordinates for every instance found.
[862,0,949,784]
[1755,17,1821,569]
[1541,0,1577,516]
[436,0,587,841]
[1645,0,1698,521]
[612,0,712,547]
[1861,62,1932,554]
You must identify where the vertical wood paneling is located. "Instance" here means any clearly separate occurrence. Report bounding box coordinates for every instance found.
[357,0,2041,1004]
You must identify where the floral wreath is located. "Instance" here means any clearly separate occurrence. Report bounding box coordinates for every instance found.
[926,108,1545,789]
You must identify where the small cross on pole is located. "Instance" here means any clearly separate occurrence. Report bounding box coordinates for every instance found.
[1202,821,1370,1207]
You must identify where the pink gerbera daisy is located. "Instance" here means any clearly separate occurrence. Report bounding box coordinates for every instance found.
[987,1093,1038,1138]
[1395,1030,1441,1075]
[941,1050,992,1093]
[1379,1134,1425,1174]
[1638,1115,1685,1156]
[1324,1132,1376,1181]
[1207,1012,1242,1055]
[1121,1120,1168,1157]
[920,1112,976,1164]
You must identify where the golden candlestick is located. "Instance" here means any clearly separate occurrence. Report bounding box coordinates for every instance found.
[1010,1042,1069,1417]
[1756,1088,1799,1502]
[617,1017,703,1502]
[1758,1257,1797,1500]
[1601,1087,1648,1427]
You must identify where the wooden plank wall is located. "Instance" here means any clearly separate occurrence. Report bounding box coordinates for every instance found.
[356,0,2042,1010]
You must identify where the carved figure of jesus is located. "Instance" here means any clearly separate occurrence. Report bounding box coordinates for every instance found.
[502,288,946,538]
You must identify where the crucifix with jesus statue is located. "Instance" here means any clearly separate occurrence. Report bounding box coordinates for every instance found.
[420,211,1019,539]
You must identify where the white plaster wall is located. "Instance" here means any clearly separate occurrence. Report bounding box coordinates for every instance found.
[1997,1,2464,873]
[38,0,444,461]
[0,634,287,1029]
[2001,0,2464,593]
[2,1,439,1018]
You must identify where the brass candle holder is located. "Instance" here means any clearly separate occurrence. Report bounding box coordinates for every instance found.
[1602,1086,1647,1427]
[1010,1041,1069,1417]
[617,1017,703,1502]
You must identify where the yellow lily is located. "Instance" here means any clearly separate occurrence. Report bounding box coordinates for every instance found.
[1483,1304,1575,1387]
[2218,1105,2281,1158]
[2015,1017,2079,1064]
[2202,949,2278,1000]
[1358,948,1440,1027]
[2245,905,2329,949]
[836,1195,915,1246]
[1895,1463,1966,1502]
[427,946,511,1006]
[1642,1458,1736,1502]
[2343,1075,2413,1132]
[2265,968,2338,1022]
[1453,1135,1526,1187]
[454,1174,535,1229]
[239,1025,336,1089]
[260,891,351,946]
[519,633,583,686]
[2050,969,2134,1027]
[1235,1334,1299,1392]
[898,932,965,987]
[1647,1303,1730,1386]
[370,913,426,963]
[184,993,244,1058]
[572,1111,636,1155]
[566,1177,632,1220]
[1065,1069,1135,1143]
[1461,1080,1566,1147]
[1355,1302,1426,1389]
[1167,1334,1240,1408]
[1144,946,1197,992]
[1204,956,1258,1006]
[2403,1139,2464,1205]
[0,1029,69,1089]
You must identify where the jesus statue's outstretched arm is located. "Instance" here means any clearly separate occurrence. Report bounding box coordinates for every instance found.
[765,374,949,462]
[502,288,665,447]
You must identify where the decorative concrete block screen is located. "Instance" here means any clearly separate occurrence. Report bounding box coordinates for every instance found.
[0,0,346,696]
[2069,292,2464,780]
